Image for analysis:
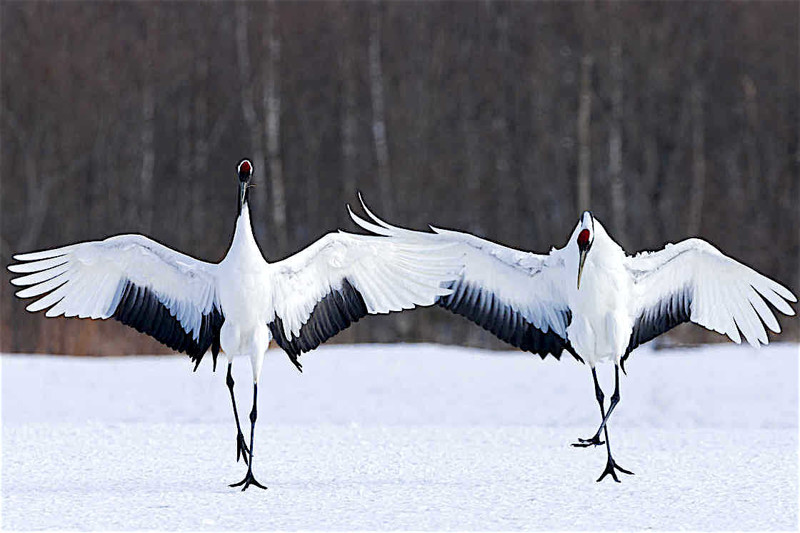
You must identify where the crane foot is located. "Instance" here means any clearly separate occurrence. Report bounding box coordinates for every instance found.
[596,457,634,483]
[571,434,604,447]
[230,469,267,491]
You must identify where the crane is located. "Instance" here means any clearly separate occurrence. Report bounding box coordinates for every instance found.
[8,159,460,491]
[350,203,797,482]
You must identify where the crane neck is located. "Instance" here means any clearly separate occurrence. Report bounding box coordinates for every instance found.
[238,184,250,216]
[228,201,260,257]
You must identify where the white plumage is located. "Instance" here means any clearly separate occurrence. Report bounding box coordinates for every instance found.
[626,238,794,348]
[12,235,219,335]
[8,159,460,491]
[350,202,797,482]
[10,205,456,359]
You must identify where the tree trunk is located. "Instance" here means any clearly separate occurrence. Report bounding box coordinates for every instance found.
[369,0,393,219]
[176,94,192,247]
[235,3,267,244]
[687,85,706,236]
[264,0,288,252]
[577,53,593,214]
[608,2,626,245]
[494,7,515,239]
[192,56,209,253]
[576,2,595,217]
[138,17,156,234]
[643,134,659,244]
[789,0,800,326]
[741,75,761,208]
[340,24,358,202]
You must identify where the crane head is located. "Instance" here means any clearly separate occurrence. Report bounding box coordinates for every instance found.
[576,211,594,290]
[237,158,253,183]
[236,158,254,214]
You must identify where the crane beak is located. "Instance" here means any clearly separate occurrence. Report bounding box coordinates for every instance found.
[577,249,587,290]
[239,181,247,207]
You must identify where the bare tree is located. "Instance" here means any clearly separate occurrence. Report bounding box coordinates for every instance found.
[192,55,209,251]
[741,75,761,207]
[263,0,288,252]
[2,106,81,254]
[608,1,626,244]
[369,0,393,219]
[339,8,359,200]
[493,6,515,238]
[576,49,593,213]
[235,2,267,242]
[686,29,706,236]
[687,83,706,235]
[138,13,157,234]
[792,0,800,302]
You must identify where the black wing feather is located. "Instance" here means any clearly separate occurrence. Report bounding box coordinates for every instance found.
[437,280,580,362]
[111,279,224,370]
[621,285,692,372]
[269,278,368,370]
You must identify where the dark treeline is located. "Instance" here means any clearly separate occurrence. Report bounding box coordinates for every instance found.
[1,1,798,356]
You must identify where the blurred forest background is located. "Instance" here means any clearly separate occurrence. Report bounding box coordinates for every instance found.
[1,1,798,357]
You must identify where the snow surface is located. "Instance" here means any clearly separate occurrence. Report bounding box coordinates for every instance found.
[2,343,798,530]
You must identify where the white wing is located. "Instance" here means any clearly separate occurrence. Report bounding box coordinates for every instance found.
[266,227,461,361]
[349,200,576,360]
[8,235,223,365]
[624,238,796,353]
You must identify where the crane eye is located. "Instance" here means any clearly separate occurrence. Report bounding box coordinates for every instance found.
[577,229,591,248]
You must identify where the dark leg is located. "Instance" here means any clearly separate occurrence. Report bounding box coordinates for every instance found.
[227,363,250,465]
[572,367,607,448]
[595,417,634,483]
[229,383,267,491]
[575,365,622,446]
[571,367,633,482]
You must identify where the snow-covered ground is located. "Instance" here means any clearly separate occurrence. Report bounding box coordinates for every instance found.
[2,343,798,530]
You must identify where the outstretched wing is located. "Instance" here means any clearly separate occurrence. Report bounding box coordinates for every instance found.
[623,238,796,368]
[9,235,224,369]
[267,225,461,366]
[349,201,576,361]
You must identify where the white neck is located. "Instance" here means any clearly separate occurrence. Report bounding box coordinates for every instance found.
[227,202,263,261]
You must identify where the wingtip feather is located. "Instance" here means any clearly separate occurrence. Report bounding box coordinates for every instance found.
[358,194,394,231]
[13,245,75,261]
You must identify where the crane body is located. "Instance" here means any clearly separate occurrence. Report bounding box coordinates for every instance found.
[9,160,461,490]
[350,202,797,482]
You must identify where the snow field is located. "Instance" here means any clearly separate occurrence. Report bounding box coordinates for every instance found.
[2,343,798,530]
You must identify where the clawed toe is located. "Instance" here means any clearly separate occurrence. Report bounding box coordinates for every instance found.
[236,432,250,464]
[230,470,267,491]
[571,434,604,447]
[596,458,634,483]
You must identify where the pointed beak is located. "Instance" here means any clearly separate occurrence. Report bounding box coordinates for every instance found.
[577,249,588,290]
[239,181,247,207]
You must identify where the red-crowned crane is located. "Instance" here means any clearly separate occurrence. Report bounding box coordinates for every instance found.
[350,202,797,482]
[8,160,460,491]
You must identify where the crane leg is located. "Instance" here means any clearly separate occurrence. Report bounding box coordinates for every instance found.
[226,362,250,465]
[575,365,622,446]
[230,383,268,491]
[572,367,607,447]
[571,367,633,482]
[595,420,634,483]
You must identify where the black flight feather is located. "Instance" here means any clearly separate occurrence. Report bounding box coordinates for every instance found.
[111,279,224,370]
[269,278,369,371]
[621,285,692,372]
[437,280,580,362]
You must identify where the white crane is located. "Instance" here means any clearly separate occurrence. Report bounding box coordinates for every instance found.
[351,203,797,482]
[8,159,460,491]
